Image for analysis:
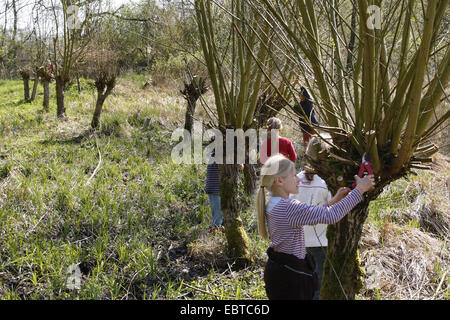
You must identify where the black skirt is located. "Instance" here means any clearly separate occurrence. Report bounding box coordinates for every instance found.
[264,247,320,300]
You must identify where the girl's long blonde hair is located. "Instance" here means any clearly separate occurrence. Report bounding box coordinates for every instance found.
[256,154,295,239]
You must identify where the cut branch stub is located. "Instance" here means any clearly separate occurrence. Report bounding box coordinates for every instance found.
[181,76,208,101]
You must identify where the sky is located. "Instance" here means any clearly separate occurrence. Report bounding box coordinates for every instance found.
[110,0,136,9]
[3,0,179,33]
[2,0,140,31]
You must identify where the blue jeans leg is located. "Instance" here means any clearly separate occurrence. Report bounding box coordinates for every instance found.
[306,247,327,300]
[208,194,223,227]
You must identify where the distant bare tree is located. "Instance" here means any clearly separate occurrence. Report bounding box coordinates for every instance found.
[50,0,99,119]
[37,60,55,111]
[19,66,32,101]
[81,48,120,129]
[181,75,207,133]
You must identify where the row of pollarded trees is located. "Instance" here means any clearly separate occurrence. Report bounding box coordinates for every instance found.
[194,0,449,299]
[16,0,121,130]
[49,0,121,128]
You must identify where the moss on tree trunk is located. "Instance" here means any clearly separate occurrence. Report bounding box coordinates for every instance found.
[219,163,252,266]
[320,201,370,300]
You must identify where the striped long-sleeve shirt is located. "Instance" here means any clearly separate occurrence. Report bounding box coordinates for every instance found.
[205,163,220,195]
[266,189,363,259]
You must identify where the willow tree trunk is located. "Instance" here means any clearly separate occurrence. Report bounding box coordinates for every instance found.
[31,75,39,101]
[320,199,370,300]
[92,82,115,129]
[306,136,395,299]
[91,94,106,129]
[184,98,196,133]
[219,163,252,266]
[22,75,30,101]
[42,80,50,111]
[243,163,257,196]
[181,77,207,133]
[55,76,66,119]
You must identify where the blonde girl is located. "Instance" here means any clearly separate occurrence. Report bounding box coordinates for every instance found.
[257,154,375,300]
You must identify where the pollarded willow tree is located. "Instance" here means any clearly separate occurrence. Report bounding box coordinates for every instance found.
[49,0,100,119]
[194,0,300,264]
[245,0,449,299]
[81,48,120,129]
[194,0,267,265]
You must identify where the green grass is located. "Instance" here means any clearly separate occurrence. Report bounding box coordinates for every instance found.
[366,169,449,236]
[0,77,266,300]
[1,77,447,300]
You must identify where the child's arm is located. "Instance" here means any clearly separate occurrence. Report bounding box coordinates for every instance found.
[286,189,363,226]
[286,175,375,226]
[328,187,351,206]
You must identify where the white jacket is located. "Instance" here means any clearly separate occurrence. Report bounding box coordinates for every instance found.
[290,171,332,247]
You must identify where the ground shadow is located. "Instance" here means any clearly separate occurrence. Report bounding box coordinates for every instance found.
[39,128,95,146]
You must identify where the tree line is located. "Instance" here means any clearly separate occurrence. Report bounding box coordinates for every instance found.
[0,0,204,126]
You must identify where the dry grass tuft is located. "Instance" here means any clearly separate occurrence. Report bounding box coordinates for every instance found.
[187,232,228,266]
[361,223,448,300]
[360,153,449,300]
[406,154,449,239]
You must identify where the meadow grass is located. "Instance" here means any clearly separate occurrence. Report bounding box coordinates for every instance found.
[0,76,267,300]
[0,77,447,300]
